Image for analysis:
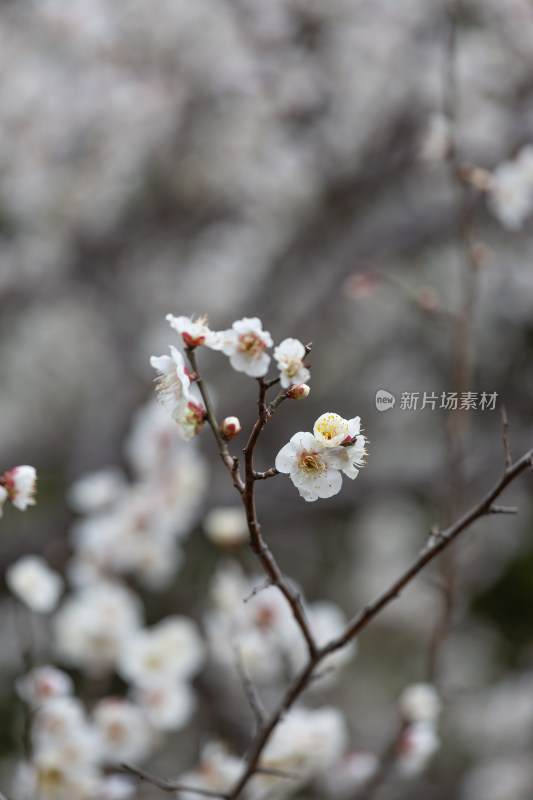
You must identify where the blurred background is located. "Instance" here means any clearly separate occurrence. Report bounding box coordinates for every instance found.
[1,0,533,798]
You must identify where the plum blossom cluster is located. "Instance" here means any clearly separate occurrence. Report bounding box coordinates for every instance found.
[276,413,367,501]
[14,668,144,800]
[151,314,311,440]
[66,399,207,589]
[7,398,212,799]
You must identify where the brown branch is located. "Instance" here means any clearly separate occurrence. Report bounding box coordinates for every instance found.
[253,467,279,480]
[226,443,533,799]
[240,379,318,660]
[121,764,230,798]
[185,347,244,494]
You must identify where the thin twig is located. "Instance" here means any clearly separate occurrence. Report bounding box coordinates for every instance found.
[240,378,318,659]
[185,347,245,494]
[233,647,268,728]
[121,764,230,799]
[253,468,279,480]
[501,405,512,468]
[488,504,517,515]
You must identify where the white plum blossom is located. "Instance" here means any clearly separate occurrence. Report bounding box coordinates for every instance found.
[53,581,143,671]
[7,556,64,613]
[488,145,533,230]
[16,666,74,709]
[275,432,343,502]
[204,506,249,547]
[220,317,273,377]
[133,680,196,731]
[273,337,310,389]
[118,615,205,685]
[313,412,358,448]
[150,345,192,421]
[0,465,37,513]
[92,698,154,763]
[276,414,367,501]
[399,683,442,724]
[166,313,223,349]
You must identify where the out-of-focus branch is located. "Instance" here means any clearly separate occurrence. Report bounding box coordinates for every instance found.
[121,763,230,798]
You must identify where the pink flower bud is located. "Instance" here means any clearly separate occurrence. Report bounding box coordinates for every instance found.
[220,416,242,440]
[286,384,310,400]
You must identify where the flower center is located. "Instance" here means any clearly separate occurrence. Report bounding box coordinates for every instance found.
[315,413,349,442]
[238,332,266,358]
[299,450,326,476]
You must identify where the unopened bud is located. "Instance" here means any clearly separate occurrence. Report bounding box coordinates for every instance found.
[286,384,310,400]
[220,416,242,440]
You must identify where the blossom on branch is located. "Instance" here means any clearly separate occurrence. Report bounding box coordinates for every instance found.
[220,317,273,377]
[275,414,366,501]
[273,337,310,388]
[150,347,207,439]
[165,314,223,350]
[275,432,344,502]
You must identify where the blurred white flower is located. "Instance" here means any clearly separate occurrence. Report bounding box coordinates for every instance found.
[399,683,441,724]
[176,742,243,800]
[67,467,127,514]
[16,666,73,709]
[54,581,143,671]
[14,754,100,800]
[257,706,348,796]
[220,317,273,377]
[7,555,63,613]
[92,697,154,763]
[118,615,205,685]
[275,432,343,501]
[166,313,223,349]
[317,751,379,798]
[204,506,248,547]
[98,775,137,800]
[289,601,356,686]
[134,679,196,731]
[489,145,533,230]
[273,337,310,389]
[31,696,99,760]
[0,465,37,511]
